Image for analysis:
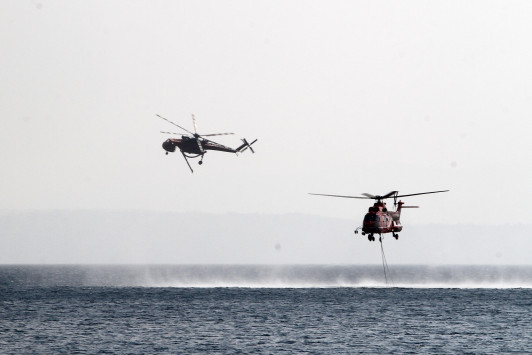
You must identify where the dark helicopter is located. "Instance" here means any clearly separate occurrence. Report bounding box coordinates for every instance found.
[309,190,449,242]
[158,114,257,173]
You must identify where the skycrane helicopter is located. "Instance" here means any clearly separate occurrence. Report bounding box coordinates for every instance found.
[309,190,449,242]
[158,114,257,173]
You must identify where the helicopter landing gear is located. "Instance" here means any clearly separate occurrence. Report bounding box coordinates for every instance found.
[198,154,205,165]
[367,234,375,242]
[393,233,399,240]
[165,152,168,155]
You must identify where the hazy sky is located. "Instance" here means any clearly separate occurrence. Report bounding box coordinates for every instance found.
[1,0,531,226]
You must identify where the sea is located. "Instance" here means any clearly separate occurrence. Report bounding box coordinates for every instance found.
[0,265,531,354]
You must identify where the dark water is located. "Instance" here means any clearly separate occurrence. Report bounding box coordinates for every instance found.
[1,266,531,354]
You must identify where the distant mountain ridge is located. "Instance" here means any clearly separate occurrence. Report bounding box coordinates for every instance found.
[0,210,530,265]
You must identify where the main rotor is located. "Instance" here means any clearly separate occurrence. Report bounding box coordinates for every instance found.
[157,114,234,139]
[309,190,449,206]
[360,191,398,203]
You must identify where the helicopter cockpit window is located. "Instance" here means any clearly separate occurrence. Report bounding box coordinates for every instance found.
[364,214,377,222]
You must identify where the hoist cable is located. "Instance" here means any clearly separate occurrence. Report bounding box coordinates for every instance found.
[379,236,394,287]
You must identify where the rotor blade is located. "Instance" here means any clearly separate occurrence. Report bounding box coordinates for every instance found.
[195,138,204,153]
[201,133,235,137]
[160,131,186,135]
[396,190,449,198]
[247,139,256,153]
[192,114,198,134]
[361,193,376,198]
[157,114,194,135]
[382,191,398,199]
[308,193,370,199]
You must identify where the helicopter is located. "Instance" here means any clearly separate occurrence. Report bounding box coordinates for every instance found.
[158,114,257,173]
[309,190,449,242]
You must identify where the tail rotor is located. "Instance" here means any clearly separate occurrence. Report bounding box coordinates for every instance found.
[237,138,257,153]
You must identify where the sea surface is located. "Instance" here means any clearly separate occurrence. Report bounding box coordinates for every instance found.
[1,265,531,354]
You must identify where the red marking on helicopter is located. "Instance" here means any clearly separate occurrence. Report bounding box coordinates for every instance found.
[309,190,449,242]
[158,114,257,173]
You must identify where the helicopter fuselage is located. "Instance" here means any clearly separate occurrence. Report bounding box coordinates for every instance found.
[361,202,403,237]
[162,137,237,155]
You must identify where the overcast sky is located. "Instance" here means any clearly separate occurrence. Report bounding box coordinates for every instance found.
[1,0,531,226]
